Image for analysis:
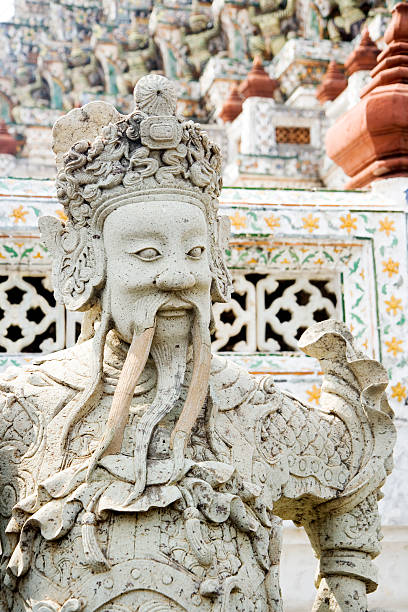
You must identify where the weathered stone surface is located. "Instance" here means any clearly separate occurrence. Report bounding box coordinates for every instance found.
[0,74,396,611]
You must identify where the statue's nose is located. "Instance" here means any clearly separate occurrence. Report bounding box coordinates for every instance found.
[154,268,196,291]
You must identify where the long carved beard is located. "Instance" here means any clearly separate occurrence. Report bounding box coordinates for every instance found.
[125,325,189,504]
[168,294,212,484]
[87,292,212,501]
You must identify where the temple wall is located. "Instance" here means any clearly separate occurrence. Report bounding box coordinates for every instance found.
[0,0,396,192]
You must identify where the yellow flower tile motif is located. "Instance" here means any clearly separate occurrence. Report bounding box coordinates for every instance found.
[10,205,28,224]
[382,258,399,278]
[385,337,403,357]
[306,384,321,405]
[302,213,319,233]
[56,209,68,222]
[33,252,43,259]
[0,252,5,259]
[391,382,407,402]
[379,217,395,237]
[230,211,247,230]
[314,258,324,265]
[265,214,280,231]
[385,295,402,316]
[339,213,357,234]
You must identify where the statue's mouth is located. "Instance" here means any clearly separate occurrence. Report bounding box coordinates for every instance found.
[158,307,190,317]
[157,298,193,317]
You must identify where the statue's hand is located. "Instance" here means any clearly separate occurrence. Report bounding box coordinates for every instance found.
[312,576,367,612]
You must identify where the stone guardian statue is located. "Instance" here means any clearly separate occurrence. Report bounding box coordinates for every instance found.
[0,74,396,612]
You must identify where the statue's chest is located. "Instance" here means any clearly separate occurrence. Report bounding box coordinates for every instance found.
[66,391,203,467]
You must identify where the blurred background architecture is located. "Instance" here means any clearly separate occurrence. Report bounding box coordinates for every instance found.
[0,0,408,609]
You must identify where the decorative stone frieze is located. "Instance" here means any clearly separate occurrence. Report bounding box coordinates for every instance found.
[223,96,324,188]
[271,38,352,100]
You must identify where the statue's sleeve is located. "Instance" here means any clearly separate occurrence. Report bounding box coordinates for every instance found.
[214,321,395,607]
[273,323,394,603]
[297,323,395,607]
[0,371,44,560]
[0,364,74,561]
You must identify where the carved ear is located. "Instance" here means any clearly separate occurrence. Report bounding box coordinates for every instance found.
[39,216,105,311]
[39,215,64,257]
[210,215,232,304]
[218,215,231,252]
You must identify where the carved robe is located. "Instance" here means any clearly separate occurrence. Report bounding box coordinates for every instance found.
[0,324,395,611]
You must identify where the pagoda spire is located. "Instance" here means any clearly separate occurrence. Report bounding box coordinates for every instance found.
[0,120,18,156]
[219,86,243,123]
[345,29,380,76]
[326,3,408,188]
[316,61,348,103]
[239,56,279,99]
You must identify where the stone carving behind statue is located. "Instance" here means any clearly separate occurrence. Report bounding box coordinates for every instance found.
[0,74,396,612]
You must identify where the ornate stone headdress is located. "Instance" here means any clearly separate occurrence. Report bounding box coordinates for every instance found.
[40,74,231,312]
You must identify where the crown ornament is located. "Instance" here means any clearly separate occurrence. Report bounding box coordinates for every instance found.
[40,74,231,311]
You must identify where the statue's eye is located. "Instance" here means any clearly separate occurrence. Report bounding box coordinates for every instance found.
[187,246,204,259]
[133,248,161,261]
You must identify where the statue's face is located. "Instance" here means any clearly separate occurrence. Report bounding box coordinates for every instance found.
[103,200,212,343]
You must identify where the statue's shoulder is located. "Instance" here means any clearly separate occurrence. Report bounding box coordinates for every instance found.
[32,339,93,387]
[210,353,269,411]
[0,342,95,503]
[0,340,93,420]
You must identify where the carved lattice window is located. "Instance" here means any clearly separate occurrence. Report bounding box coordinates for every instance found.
[0,271,340,357]
[275,126,311,145]
[212,272,340,352]
[0,272,65,353]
